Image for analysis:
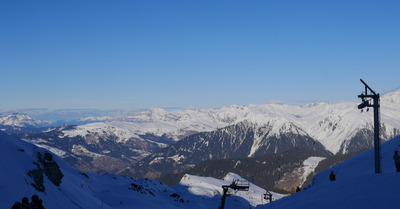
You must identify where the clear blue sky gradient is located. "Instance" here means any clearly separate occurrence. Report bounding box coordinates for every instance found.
[1,0,400,110]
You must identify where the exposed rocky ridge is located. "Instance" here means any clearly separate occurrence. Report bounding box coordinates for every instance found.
[27,151,64,192]
[131,121,331,179]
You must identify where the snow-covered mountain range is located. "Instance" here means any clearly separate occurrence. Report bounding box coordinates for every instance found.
[4,90,400,185]
[59,90,400,154]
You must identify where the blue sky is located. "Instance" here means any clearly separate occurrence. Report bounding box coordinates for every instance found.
[1,0,400,110]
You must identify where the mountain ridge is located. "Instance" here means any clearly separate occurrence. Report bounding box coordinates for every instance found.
[38,90,400,154]
[4,90,400,179]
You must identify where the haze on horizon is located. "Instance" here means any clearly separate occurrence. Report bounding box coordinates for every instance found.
[1,1,400,110]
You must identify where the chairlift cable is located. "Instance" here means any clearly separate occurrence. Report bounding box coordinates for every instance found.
[381,84,400,96]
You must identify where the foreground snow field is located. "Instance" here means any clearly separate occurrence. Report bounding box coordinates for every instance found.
[262,135,400,209]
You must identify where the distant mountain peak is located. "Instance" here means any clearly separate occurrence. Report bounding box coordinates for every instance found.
[0,113,40,127]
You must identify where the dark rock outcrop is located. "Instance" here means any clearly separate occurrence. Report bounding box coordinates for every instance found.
[27,151,64,192]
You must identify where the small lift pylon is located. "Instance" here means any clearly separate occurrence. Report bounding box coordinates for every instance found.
[218,179,250,209]
[263,189,273,203]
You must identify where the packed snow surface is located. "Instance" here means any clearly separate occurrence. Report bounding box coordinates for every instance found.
[299,156,326,186]
[263,135,400,209]
[180,173,286,207]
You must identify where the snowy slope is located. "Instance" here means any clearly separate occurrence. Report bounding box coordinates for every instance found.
[262,135,400,209]
[179,173,286,207]
[0,131,284,209]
